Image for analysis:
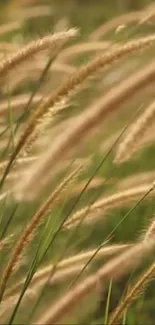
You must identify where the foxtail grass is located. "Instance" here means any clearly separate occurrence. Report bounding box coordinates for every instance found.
[0,28,78,81]
[115,100,155,164]
[0,164,84,301]
[35,240,155,325]
[64,184,155,229]
[3,33,155,192]
[15,55,155,198]
[108,261,155,325]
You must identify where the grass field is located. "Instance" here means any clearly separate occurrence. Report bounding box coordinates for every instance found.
[1,1,155,324]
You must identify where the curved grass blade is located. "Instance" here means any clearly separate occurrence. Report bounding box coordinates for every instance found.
[7,103,144,324]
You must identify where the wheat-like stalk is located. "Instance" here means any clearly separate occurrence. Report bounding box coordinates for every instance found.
[7,33,155,178]
[64,184,155,229]
[143,216,155,242]
[0,164,84,301]
[0,263,87,323]
[21,98,68,158]
[114,100,155,164]
[34,240,155,325]
[15,55,155,198]
[2,7,155,324]
[0,28,78,80]
[109,207,155,325]
[108,260,155,325]
[5,243,130,299]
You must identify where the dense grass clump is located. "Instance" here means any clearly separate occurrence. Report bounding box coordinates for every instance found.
[1,1,155,324]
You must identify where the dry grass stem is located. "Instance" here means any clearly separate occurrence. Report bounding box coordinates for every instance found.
[108,260,155,325]
[0,264,87,323]
[21,98,68,158]
[115,100,155,164]
[0,28,78,80]
[10,34,155,175]
[64,184,155,229]
[34,240,155,325]
[5,244,130,299]
[0,164,83,300]
[143,216,155,242]
[1,7,155,325]
[16,54,155,197]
